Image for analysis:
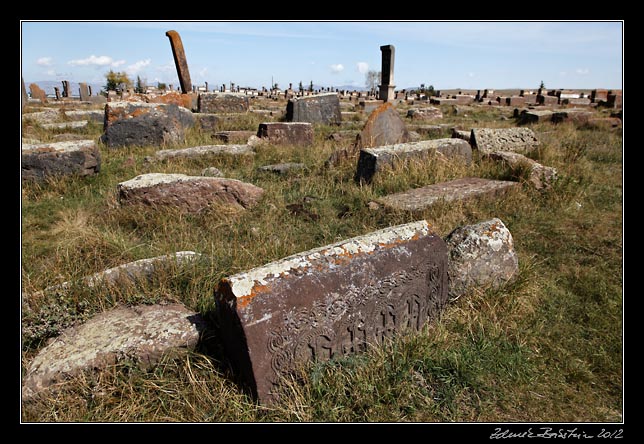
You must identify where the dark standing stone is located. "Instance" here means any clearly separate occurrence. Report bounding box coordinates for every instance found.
[101,102,196,148]
[166,30,193,94]
[198,93,250,113]
[355,139,472,183]
[378,177,519,212]
[356,102,410,149]
[214,220,448,403]
[54,87,61,101]
[379,44,395,102]
[79,82,90,102]
[256,122,314,146]
[62,80,70,98]
[286,92,342,125]
[22,140,101,181]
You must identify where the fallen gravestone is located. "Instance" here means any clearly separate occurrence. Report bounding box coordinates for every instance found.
[146,144,255,162]
[356,102,410,150]
[194,113,219,132]
[118,173,264,213]
[445,218,519,300]
[215,220,448,403]
[22,303,205,401]
[22,140,101,182]
[551,109,594,124]
[516,110,555,125]
[286,92,342,125]
[64,109,104,123]
[213,130,256,144]
[355,139,472,183]
[470,127,539,155]
[42,121,89,130]
[256,122,314,146]
[487,151,558,190]
[258,163,306,175]
[198,92,249,113]
[101,102,195,147]
[406,107,443,121]
[378,177,519,212]
[452,129,471,143]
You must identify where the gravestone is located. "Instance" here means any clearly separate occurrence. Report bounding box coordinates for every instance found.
[505,96,526,107]
[198,93,249,113]
[551,109,593,124]
[62,80,71,98]
[256,122,314,146]
[101,102,195,148]
[166,30,192,94]
[118,173,264,213]
[356,102,410,150]
[355,139,472,183]
[22,140,101,182]
[54,87,61,100]
[286,92,341,125]
[194,113,219,133]
[590,89,608,103]
[406,107,443,121]
[215,220,448,403]
[146,144,255,162]
[487,151,558,190]
[379,44,395,102]
[537,95,558,106]
[517,109,554,125]
[470,128,539,155]
[213,130,256,144]
[378,177,519,212]
[79,82,90,101]
[29,83,47,103]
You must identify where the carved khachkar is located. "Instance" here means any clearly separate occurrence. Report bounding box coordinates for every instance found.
[379,45,395,102]
[215,220,448,404]
[165,30,192,94]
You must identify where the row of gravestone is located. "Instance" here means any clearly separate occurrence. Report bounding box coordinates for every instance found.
[22,217,519,405]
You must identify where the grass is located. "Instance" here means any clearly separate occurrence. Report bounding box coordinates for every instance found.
[20,99,623,423]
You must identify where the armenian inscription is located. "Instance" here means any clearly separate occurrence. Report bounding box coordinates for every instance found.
[215,220,448,404]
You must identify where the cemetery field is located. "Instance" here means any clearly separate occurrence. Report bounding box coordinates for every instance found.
[21,101,622,422]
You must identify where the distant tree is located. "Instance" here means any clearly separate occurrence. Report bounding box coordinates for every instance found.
[157,82,167,91]
[272,82,279,91]
[104,70,132,92]
[309,81,313,92]
[299,81,304,93]
[135,76,147,94]
[540,80,545,89]
[365,70,381,94]
[427,85,436,96]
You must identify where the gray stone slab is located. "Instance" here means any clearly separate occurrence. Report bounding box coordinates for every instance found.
[378,177,519,212]
[214,220,448,404]
[470,127,539,155]
[198,92,249,113]
[147,144,255,162]
[22,140,101,181]
[41,120,89,130]
[256,122,314,146]
[286,92,342,125]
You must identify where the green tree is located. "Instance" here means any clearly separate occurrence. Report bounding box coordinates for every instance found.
[299,81,304,93]
[309,80,314,92]
[540,80,545,89]
[157,82,167,91]
[135,76,147,94]
[104,70,132,92]
[427,85,436,97]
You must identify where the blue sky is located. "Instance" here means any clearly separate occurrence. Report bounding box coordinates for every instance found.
[21,21,623,91]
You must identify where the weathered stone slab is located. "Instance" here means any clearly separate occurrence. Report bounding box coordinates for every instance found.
[355,139,472,183]
[517,110,554,125]
[198,93,249,113]
[452,129,471,143]
[101,102,195,148]
[79,82,90,102]
[256,122,313,146]
[537,95,559,106]
[41,120,89,130]
[64,109,104,122]
[194,113,219,132]
[470,127,539,155]
[22,140,101,181]
[505,96,526,107]
[29,83,47,103]
[488,151,558,190]
[213,130,255,144]
[406,107,443,121]
[378,177,519,212]
[148,144,254,163]
[430,98,458,105]
[563,98,591,106]
[258,162,305,175]
[590,89,609,102]
[214,220,448,403]
[551,109,594,124]
[445,218,518,300]
[166,30,193,94]
[22,109,60,124]
[22,303,205,401]
[118,173,264,213]
[356,102,410,150]
[358,100,384,114]
[412,124,451,137]
[286,92,341,125]
[201,167,224,177]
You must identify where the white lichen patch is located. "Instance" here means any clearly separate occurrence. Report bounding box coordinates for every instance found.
[22,140,96,153]
[365,139,466,157]
[227,220,431,298]
[118,173,202,189]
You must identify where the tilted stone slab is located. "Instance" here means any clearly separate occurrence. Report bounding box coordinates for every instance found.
[355,139,472,183]
[41,120,89,130]
[286,92,342,125]
[118,173,264,213]
[147,144,255,162]
[198,92,250,113]
[445,218,519,300]
[22,303,205,401]
[378,177,519,212]
[214,220,448,403]
[517,110,554,125]
[22,140,101,181]
[356,102,411,150]
[470,127,539,155]
[487,151,558,190]
[101,101,196,148]
[256,122,314,146]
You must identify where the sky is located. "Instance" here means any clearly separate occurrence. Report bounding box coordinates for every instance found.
[20,21,623,92]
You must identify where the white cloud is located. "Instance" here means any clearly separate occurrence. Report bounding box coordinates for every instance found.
[125,59,152,75]
[356,62,369,74]
[198,67,208,78]
[45,69,56,76]
[576,68,590,75]
[468,72,475,78]
[68,55,126,68]
[37,57,53,66]
[330,64,344,73]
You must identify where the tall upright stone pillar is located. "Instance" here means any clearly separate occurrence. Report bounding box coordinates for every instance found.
[165,30,192,94]
[379,44,395,103]
[62,80,71,98]
[79,82,90,101]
